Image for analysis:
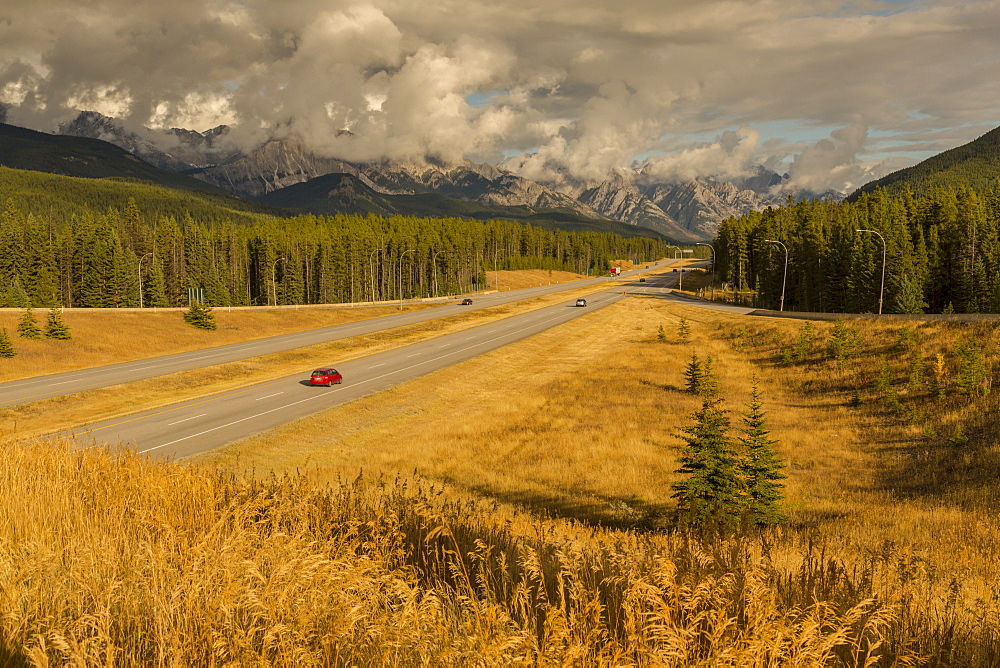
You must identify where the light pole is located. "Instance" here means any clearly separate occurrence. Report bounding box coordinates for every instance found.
[270,257,286,306]
[763,239,788,312]
[674,249,693,290]
[368,247,383,302]
[398,249,415,310]
[138,253,152,309]
[695,242,716,300]
[431,250,446,297]
[856,228,886,315]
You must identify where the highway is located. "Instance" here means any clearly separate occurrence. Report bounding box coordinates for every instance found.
[0,261,669,409]
[71,288,631,459]
[54,260,747,459]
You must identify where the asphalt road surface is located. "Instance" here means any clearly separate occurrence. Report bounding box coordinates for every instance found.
[71,288,630,459]
[0,261,671,409]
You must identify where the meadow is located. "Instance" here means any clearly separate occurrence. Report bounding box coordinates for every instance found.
[2,285,998,664]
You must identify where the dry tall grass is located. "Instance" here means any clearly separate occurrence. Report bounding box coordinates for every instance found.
[1,438,908,665]
[207,298,1000,665]
[7,294,1000,664]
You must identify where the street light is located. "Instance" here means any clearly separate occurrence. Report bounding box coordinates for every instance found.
[855,228,886,315]
[763,239,788,312]
[431,250,446,297]
[270,257,286,306]
[368,247,384,302]
[138,253,152,309]
[398,249,416,310]
[674,248,693,290]
[695,242,716,301]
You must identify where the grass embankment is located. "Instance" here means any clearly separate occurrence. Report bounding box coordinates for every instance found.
[0,306,421,384]
[8,295,994,663]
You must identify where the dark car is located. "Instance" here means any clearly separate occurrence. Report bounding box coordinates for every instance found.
[576,298,587,307]
[309,368,343,387]
[639,278,646,282]
[460,298,473,305]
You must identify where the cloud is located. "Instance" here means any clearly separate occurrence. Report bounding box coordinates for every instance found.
[639,128,763,183]
[1,0,998,190]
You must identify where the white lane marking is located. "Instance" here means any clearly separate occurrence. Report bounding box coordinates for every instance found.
[407,353,421,358]
[138,296,624,455]
[371,363,386,368]
[255,392,285,401]
[167,413,207,425]
[47,379,85,386]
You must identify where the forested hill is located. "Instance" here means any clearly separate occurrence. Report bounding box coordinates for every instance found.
[0,165,281,226]
[0,123,232,194]
[851,125,1000,199]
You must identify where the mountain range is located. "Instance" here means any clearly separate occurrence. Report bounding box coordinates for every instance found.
[55,111,805,241]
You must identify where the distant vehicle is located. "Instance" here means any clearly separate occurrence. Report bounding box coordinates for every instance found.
[309,368,343,387]
[576,298,587,307]
[639,278,646,282]
[460,298,473,305]
[609,267,622,276]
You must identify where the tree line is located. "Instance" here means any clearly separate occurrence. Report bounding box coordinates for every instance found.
[714,182,1000,314]
[0,198,670,308]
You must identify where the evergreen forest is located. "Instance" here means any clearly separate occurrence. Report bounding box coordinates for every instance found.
[0,168,670,308]
[715,182,1000,314]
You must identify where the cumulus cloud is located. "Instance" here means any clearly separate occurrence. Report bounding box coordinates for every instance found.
[1,0,998,191]
[639,128,763,184]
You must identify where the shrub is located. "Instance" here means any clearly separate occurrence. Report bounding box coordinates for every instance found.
[0,328,16,358]
[677,316,691,344]
[17,307,41,339]
[184,300,217,331]
[44,307,71,340]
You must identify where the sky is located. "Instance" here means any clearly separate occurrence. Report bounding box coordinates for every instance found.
[1,0,998,193]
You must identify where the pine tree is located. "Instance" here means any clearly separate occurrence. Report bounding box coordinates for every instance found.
[145,259,170,308]
[736,384,787,526]
[17,307,41,339]
[827,319,862,366]
[699,356,721,398]
[683,353,703,394]
[794,322,815,361]
[184,300,217,331]
[657,324,667,342]
[44,308,71,340]
[0,328,15,358]
[955,336,989,396]
[677,316,691,344]
[671,396,741,530]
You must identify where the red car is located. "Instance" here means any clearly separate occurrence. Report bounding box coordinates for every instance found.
[309,368,343,386]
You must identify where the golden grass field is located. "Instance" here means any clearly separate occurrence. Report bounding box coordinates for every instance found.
[4,269,998,664]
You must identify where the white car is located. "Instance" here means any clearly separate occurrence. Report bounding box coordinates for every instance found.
[576,298,587,307]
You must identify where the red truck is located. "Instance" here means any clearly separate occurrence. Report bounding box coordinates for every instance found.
[609,267,622,277]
